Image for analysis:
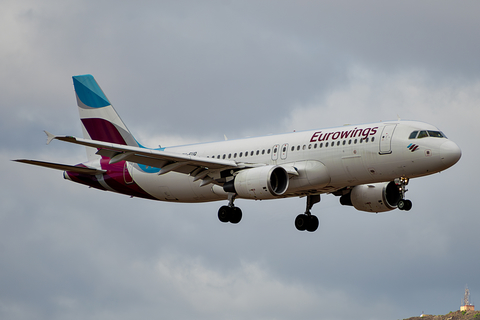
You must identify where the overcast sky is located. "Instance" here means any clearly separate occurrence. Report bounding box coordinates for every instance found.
[1,1,479,319]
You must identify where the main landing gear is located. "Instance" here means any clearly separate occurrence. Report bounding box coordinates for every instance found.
[218,193,243,224]
[395,177,413,211]
[217,193,321,232]
[294,194,320,232]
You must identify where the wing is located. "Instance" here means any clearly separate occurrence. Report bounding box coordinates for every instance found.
[46,132,240,177]
[13,159,106,175]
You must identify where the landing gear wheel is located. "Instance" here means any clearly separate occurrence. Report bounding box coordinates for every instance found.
[295,214,308,231]
[295,195,321,232]
[229,207,242,224]
[397,199,412,211]
[306,215,319,232]
[218,206,231,223]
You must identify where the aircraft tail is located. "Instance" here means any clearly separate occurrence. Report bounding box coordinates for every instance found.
[73,74,139,160]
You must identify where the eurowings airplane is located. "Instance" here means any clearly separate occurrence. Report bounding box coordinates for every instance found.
[15,75,462,232]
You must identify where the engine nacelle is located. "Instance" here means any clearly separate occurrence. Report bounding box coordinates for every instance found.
[223,165,289,199]
[340,181,401,213]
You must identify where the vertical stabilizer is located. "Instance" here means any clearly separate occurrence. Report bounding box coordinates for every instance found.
[73,75,139,160]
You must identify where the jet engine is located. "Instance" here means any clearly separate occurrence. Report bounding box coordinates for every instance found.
[339,181,401,213]
[223,165,289,199]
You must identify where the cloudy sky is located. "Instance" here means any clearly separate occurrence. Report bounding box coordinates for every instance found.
[1,1,479,319]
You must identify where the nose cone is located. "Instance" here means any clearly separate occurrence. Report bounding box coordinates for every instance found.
[440,140,461,168]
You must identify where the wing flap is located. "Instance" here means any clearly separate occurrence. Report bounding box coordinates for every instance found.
[13,159,105,175]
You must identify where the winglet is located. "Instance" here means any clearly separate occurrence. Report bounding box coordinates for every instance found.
[44,130,56,145]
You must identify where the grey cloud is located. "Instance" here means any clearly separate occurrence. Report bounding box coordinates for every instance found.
[1,1,479,320]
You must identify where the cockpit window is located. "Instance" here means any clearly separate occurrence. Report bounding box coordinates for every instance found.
[417,131,429,138]
[409,130,447,139]
[427,130,446,138]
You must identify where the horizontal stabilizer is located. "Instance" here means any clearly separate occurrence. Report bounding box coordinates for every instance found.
[13,159,105,175]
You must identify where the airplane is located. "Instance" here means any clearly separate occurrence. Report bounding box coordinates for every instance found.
[14,74,462,232]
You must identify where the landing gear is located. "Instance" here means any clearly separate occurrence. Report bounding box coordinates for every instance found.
[295,194,320,232]
[395,177,413,211]
[218,206,242,224]
[397,199,412,211]
[218,193,243,224]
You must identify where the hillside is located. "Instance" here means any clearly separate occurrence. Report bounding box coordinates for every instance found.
[405,310,480,320]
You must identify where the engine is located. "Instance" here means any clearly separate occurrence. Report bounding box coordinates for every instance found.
[339,181,401,213]
[223,165,289,199]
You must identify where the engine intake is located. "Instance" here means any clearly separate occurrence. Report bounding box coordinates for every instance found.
[223,165,289,199]
[340,181,401,213]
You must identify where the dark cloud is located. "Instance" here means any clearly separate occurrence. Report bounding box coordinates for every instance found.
[1,1,479,320]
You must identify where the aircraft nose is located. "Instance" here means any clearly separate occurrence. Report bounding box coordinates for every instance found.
[439,140,461,167]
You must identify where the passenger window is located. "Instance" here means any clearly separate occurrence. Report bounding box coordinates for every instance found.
[234,153,237,158]
[319,143,323,148]
[291,146,295,151]
[256,150,259,155]
[417,131,428,138]
[371,137,375,142]
[239,152,243,157]
[314,143,317,148]
[354,139,357,144]
[251,151,254,156]
[261,150,265,155]
[409,131,418,139]
[326,142,329,147]
[297,145,300,151]
[223,154,226,159]
[267,149,271,154]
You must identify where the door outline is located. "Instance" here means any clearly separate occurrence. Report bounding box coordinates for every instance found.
[271,144,280,161]
[379,124,397,155]
[280,143,289,160]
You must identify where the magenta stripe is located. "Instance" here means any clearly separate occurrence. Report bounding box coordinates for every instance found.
[82,118,127,145]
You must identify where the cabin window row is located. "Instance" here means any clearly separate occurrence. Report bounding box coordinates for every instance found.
[207,136,375,160]
[291,136,376,152]
[210,149,271,160]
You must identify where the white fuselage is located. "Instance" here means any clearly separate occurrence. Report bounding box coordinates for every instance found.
[128,120,460,203]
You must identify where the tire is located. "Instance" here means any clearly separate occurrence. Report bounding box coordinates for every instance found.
[397,199,406,210]
[403,199,412,211]
[229,207,242,224]
[306,215,319,232]
[294,214,308,231]
[218,206,231,223]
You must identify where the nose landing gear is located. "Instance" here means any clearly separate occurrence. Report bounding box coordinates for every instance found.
[395,177,412,211]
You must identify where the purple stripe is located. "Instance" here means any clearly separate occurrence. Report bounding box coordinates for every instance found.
[82,118,127,145]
